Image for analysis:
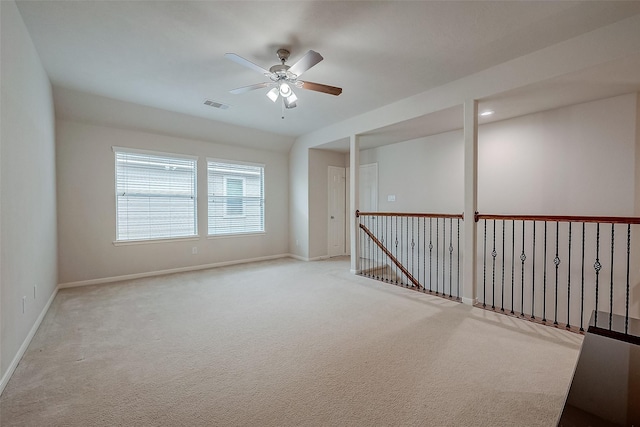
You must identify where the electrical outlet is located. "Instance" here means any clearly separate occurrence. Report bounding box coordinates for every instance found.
[192,246,198,255]
[22,296,27,314]
[296,239,299,247]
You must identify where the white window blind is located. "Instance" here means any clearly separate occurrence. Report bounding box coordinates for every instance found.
[208,160,264,235]
[115,149,197,242]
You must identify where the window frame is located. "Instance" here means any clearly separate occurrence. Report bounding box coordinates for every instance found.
[113,146,199,244]
[207,158,265,237]
[223,175,247,218]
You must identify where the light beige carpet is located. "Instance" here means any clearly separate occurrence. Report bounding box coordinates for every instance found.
[0,257,582,426]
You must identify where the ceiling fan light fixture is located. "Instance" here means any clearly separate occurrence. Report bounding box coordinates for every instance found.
[279,82,292,97]
[284,97,297,109]
[266,87,279,102]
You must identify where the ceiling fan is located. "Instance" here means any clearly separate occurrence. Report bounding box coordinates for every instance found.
[225,49,342,110]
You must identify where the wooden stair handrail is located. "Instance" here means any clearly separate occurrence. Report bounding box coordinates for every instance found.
[359,223,422,290]
[476,213,640,225]
[357,210,464,220]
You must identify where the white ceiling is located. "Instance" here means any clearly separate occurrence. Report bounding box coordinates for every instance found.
[14,1,640,146]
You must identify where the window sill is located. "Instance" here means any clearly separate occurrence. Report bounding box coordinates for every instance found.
[207,231,266,240]
[113,236,200,246]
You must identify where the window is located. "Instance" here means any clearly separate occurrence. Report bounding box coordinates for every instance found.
[224,176,245,217]
[208,160,264,235]
[114,148,197,242]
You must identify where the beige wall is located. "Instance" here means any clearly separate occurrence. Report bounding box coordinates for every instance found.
[1,0,57,383]
[56,120,289,285]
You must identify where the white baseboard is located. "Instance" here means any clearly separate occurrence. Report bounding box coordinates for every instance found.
[287,254,331,262]
[0,286,58,396]
[58,253,291,288]
[462,297,477,306]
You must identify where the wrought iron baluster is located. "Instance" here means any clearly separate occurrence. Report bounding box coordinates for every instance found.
[395,216,399,285]
[417,217,420,289]
[483,219,487,307]
[457,218,460,300]
[367,215,371,277]
[401,216,405,286]
[380,216,389,282]
[543,222,548,322]
[594,223,601,325]
[501,220,505,312]
[370,216,374,277]
[580,223,585,332]
[491,220,496,309]
[410,217,414,288]
[424,218,427,291]
[626,224,631,334]
[609,224,615,330]
[378,215,382,280]
[429,218,433,292]
[362,215,367,277]
[384,216,387,281]
[520,221,526,317]
[554,222,560,325]
[449,218,453,298]
[358,214,361,275]
[511,220,515,315]
[532,221,536,319]
[436,218,440,294]
[442,219,446,295]
[567,223,572,329]
[375,216,379,280]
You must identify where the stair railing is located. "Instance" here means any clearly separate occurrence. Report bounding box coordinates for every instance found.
[476,213,640,334]
[356,210,464,300]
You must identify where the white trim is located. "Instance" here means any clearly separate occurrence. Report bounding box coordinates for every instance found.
[206,157,265,168]
[113,236,200,246]
[290,254,331,262]
[112,145,198,160]
[207,231,266,240]
[0,287,58,396]
[462,297,477,306]
[58,254,291,289]
[287,254,330,262]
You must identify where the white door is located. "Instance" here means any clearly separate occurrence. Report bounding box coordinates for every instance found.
[328,166,346,257]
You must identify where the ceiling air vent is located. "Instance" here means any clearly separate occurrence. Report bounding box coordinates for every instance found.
[203,99,230,110]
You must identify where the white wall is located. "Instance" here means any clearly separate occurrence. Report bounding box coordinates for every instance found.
[360,94,637,217]
[479,94,637,216]
[360,130,464,214]
[56,120,289,285]
[0,0,57,384]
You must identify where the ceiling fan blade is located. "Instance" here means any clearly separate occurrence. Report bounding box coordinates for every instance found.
[225,53,271,75]
[300,81,343,96]
[288,50,323,77]
[229,82,273,94]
